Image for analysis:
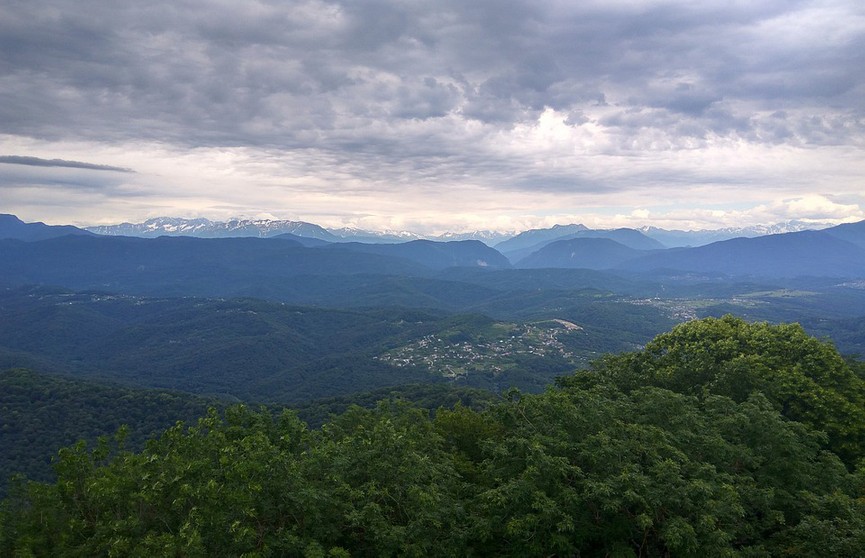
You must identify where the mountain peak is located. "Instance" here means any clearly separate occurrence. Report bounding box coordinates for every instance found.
[1,214,93,241]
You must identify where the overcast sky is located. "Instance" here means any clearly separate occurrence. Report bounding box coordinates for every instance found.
[1,0,864,233]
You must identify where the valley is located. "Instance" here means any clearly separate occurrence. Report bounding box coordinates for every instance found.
[2,213,865,500]
[2,215,865,554]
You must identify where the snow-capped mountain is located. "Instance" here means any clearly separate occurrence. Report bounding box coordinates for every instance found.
[86,217,213,236]
[327,227,421,243]
[639,220,834,247]
[87,217,338,241]
[86,216,840,249]
[87,218,511,245]
[434,230,515,245]
[745,220,835,235]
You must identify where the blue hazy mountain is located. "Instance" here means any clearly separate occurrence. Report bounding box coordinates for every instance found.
[83,215,850,251]
[324,239,511,270]
[822,219,865,250]
[493,223,589,254]
[273,233,332,247]
[0,214,94,241]
[6,214,865,283]
[620,229,865,278]
[0,235,430,292]
[516,237,648,270]
[0,235,509,301]
[506,220,865,278]
[638,221,834,247]
[504,228,665,262]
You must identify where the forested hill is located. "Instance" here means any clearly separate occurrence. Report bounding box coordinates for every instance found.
[0,369,225,490]
[3,317,865,556]
[0,368,497,497]
[0,288,608,401]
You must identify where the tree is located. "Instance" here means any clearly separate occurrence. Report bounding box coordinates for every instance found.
[4,318,865,556]
[586,315,865,465]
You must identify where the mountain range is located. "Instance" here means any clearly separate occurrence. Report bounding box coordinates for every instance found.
[637,220,835,247]
[85,216,514,245]
[80,216,834,248]
[500,227,665,263]
[3,214,865,280]
[86,217,340,241]
[619,229,865,277]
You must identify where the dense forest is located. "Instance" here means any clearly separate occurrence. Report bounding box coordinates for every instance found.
[3,317,864,556]
[0,286,680,400]
[0,370,496,495]
[0,370,228,491]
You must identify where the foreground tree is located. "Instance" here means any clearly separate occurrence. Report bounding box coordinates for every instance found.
[587,315,865,466]
[2,317,864,556]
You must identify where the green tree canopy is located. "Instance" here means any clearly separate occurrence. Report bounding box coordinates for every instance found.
[584,315,865,465]
[3,317,865,556]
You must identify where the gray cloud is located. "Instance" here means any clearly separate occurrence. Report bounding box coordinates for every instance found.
[2,1,862,149]
[0,156,133,172]
[1,0,863,229]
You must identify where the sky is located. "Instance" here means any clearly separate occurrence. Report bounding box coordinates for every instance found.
[1,0,864,234]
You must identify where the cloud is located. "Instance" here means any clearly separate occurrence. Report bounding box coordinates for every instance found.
[3,1,859,147]
[0,155,133,172]
[766,195,865,222]
[0,1,863,231]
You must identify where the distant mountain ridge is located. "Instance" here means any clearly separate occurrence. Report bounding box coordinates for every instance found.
[436,230,515,245]
[85,216,844,250]
[517,237,648,270]
[325,239,511,269]
[6,213,865,279]
[0,214,93,241]
[0,233,510,299]
[510,220,865,278]
[87,217,514,245]
[327,227,419,243]
[493,224,589,253]
[619,229,865,278]
[87,217,339,241]
[639,220,836,247]
[822,220,865,249]
[502,227,664,263]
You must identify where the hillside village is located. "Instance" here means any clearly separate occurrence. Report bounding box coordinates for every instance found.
[377,320,585,378]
